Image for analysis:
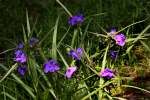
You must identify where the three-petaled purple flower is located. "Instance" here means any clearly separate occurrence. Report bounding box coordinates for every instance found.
[109,50,117,59]
[114,34,126,46]
[100,68,114,79]
[15,50,27,63]
[29,37,39,47]
[69,48,83,60]
[68,15,84,26]
[43,59,60,73]
[64,66,77,79]
[18,65,27,76]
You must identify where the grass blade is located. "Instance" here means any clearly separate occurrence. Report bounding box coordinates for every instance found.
[57,49,69,68]
[36,65,58,100]
[140,40,150,52]
[52,17,59,60]
[1,92,17,100]
[22,25,27,43]
[56,0,72,16]
[57,26,71,48]
[0,48,16,55]
[26,10,31,37]
[11,74,36,99]
[102,44,109,70]
[117,19,147,33]
[122,85,150,94]
[0,63,17,83]
[71,29,78,47]
[0,64,36,99]
[133,24,150,43]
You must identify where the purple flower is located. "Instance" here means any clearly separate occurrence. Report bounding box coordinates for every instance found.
[109,28,117,36]
[18,65,27,76]
[15,50,27,63]
[17,43,24,49]
[43,59,60,73]
[69,48,83,60]
[68,15,84,26]
[109,50,117,59]
[64,66,77,79]
[114,34,126,46]
[100,68,114,79]
[29,37,39,47]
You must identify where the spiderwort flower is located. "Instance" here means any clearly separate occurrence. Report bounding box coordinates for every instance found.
[18,65,27,76]
[109,28,117,36]
[68,15,84,26]
[109,50,117,59]
[65,66,77,79]
[100,68,114,79]
[114,34,126,46]
[69,48,83,60]
[43,59,60,73]
[15,50,27,63]
[29,37,39,47]
[17,43,24,49]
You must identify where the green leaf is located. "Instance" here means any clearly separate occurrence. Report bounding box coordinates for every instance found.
[133,24,150,44]
[26,10,31,37]
[57,26,71,48]
[0,63,17,83]
[71,29,78,48]
[52,17,59,60]
[140,40,150,52]
[56,0,72,16]
[1,92,17,100]
[57,49,69,68]
[22,25,27,43]
[28,58,38,93]
[12,74,36,99]
[122,85,150,94]
[0,64,36,99]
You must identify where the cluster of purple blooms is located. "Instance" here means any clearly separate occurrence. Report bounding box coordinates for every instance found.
[43,48,82,79]
[109,28,126,47]
[68,48,83,60]
[108,28,127,60]
[41,15,84,78]
[63,48,83,78]
[15,37,39,76]
[14,15,116,80]
[15,47,27,76]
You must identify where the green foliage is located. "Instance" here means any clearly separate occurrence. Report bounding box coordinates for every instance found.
[1,0,150,100]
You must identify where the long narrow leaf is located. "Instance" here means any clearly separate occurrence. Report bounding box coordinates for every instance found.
[0,64,36,99]
[57,26,71,48]
[133,24,150,43]
[0,63,17,83]
[52,17,59,60]
[1,92,17,100]
[57,49,69,68]
[26,10,31,37]
[71,29,78,47]
[140,40,150,52]
[56,0,72,16]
